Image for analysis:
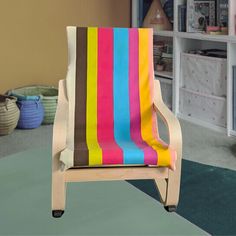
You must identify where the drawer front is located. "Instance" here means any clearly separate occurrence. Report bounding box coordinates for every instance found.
[181,53,227,97]
[179,88,226,127]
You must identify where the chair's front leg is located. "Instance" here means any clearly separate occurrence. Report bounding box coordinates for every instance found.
[153,80,182,211]
[164,154,181,209]
[52,80,68,217]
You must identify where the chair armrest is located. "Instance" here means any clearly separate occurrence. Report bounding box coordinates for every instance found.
[52,79,68,158]
[153,80,182,160]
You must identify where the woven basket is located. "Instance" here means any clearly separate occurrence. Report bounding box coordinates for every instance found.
[0,95,20,135]
[7,85,58,124]
[16,96,44,129]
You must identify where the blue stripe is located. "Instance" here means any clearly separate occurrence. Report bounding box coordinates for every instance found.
[113,28,144,164]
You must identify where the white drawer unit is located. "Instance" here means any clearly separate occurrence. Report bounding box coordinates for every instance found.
[179,88,227,127]
[181,53,227,97]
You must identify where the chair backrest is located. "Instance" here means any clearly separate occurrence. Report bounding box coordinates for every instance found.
[65,27,158,165]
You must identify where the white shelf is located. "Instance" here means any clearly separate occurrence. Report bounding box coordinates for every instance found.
[176,32,229,43]
[154,31,236,43]
[176,32,236,43]
[155,71,173,79]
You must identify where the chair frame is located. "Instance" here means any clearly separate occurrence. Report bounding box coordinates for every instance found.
[52,79,182,218]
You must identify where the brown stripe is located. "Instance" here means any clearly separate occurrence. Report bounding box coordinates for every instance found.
[74,27,89,166]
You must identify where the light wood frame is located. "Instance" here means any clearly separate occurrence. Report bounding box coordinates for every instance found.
[52,79,182,216]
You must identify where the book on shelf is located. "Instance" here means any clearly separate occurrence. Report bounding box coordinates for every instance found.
[233,66,236,130]
[178,4,187,32]
[187,0,216,33]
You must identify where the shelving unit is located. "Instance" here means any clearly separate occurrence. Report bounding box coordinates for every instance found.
[132,0,236,136]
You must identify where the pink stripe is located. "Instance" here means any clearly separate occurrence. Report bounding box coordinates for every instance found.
[129,28,157,165]
[97,28,123,164]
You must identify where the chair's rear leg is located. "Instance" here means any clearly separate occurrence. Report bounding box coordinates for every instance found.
[154,178,167,203]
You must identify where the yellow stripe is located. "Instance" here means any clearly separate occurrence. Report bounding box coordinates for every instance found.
[138,29,171,167]
[86,27,102,165]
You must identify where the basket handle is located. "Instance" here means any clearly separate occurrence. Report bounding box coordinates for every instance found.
[4,98,10,110]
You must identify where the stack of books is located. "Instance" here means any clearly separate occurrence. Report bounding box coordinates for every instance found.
[153,41,173,73]
[161,53,173,72]
[178,0,228,34]
[153,41,165,66]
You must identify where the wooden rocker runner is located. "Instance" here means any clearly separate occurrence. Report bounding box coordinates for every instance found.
[52,27,182,218]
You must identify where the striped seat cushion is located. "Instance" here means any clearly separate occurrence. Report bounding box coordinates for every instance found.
[60,27,176,170]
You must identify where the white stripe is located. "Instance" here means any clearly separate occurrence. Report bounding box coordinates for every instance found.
[63,26,77,168]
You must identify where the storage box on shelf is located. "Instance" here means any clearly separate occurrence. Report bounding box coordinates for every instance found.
[181,53,227,96]
[179,88,226,127]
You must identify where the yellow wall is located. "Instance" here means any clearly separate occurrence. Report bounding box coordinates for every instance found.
[0,0,131,93]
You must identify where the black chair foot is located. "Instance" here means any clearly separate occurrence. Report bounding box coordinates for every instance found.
[52,210,64,218]
[164,205,177,212]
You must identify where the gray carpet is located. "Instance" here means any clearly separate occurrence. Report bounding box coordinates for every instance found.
[1,119,236,170]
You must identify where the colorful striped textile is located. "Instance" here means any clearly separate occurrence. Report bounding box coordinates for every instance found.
[60,27,177,170]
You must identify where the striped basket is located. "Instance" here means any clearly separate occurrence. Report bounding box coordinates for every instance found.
[16,96,44,129]
[7,86,58,124]
[0,95,20,135]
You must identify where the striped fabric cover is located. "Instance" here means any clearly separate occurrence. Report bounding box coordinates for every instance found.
[60,27,177,170]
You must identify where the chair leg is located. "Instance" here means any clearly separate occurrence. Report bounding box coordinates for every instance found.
[163,169,181,211]
[52,170,66,218]
[164,205,177,212]
[154,178,167,204]
[154,178,178,212]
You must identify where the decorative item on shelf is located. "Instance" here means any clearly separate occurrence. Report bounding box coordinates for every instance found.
[206,26,228,35]
[0,95,20,136]
[216,0,228,28]
[12,95,44,129]
[156,63,165,71]
[7,85,58,124]
[187,0,216,33]
[143,0,172,31]
[163,0,174,25]
[206,26,220,33]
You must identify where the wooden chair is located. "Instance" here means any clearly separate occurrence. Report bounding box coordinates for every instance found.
[52,27,182,218]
